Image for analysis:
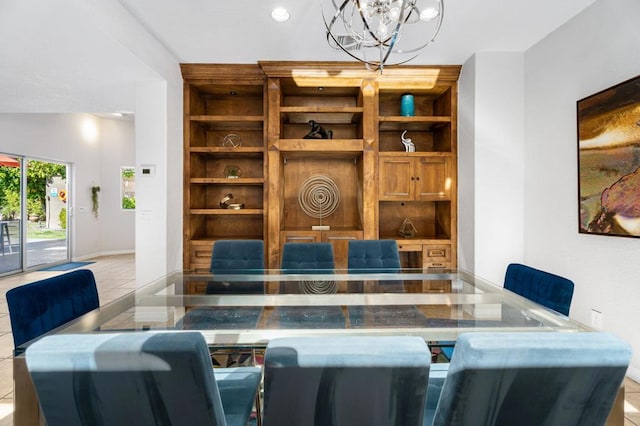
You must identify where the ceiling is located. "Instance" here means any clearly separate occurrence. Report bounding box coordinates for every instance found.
[0,0,597,113]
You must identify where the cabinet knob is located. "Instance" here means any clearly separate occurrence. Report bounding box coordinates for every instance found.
[411,177,415,181]
[415,177,420,181]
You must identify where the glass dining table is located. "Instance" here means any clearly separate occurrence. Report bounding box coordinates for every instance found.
[15,268,609,426]
[34,268,589,346]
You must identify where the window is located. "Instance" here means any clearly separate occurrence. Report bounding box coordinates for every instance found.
[120,167,135,210]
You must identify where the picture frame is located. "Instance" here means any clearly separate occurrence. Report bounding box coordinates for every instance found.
[577,75,640,237]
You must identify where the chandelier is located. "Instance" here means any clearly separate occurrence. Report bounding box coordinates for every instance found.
[322,0,444,71]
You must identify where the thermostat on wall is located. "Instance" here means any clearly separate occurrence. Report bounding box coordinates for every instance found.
[138,164,156,177]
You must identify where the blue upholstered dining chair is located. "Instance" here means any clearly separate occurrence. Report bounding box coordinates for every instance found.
[263,336,431,426]
[280,242,335,272]
[347,239,401,272]
[178,239,265,332]
[26,331,262,426]
[436,264,575,362]
[210,239,265,274]
[6,269,99,354]
[347,239,403,293]
[504,263,575,316]
[270,242,344,327]
[424,332,631,426]
[206,239,265,294]
[346,239,415,327]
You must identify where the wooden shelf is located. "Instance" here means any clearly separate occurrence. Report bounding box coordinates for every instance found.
[377,151,452,157]
[189,178,264,184]
[190,116,264,131]
[278,139,363,152]
[189,209,264,215]
[189,147,264,154]
[379,116,451,131]
[189,236,263,244]
[281,106,363,125]
[191,115,264,123]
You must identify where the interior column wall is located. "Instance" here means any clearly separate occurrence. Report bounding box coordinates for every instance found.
[458,53,526,283]
[134,81,168,284]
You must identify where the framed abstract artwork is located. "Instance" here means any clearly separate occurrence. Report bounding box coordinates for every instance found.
[577,75,640,237]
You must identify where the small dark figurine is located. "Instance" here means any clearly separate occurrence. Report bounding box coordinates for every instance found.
[303,120,333,139]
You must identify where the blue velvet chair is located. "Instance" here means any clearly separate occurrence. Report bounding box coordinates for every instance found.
[346,239,411,326]
[347,239,401,272]
[6,269,99,354]
[178,239,265,332]
[424,332,631,426]
[437,264,575,362]
[26,331,262,426]
[210,239,264,274]
[280,242,335,272]
[271,242,344,328]
[263,336,431,426]
[206,239,265,294]
[504,263,574,316]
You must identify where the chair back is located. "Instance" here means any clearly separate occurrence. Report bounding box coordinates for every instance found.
[504,263,574,315]
[6,269,99,352]
[207,240,265,294]
[429,332,631,426]
[210,239,264,273]
[280,242,335,271]
[25,332,260,426]
[347,239,401,271]
[277,243,342,325]
[263,336,431,426]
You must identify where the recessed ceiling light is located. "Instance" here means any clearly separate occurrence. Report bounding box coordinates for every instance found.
[271,7,290,22]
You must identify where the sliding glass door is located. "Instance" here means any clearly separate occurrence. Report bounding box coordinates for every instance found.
[0,154,22,275]
[25,159,69,268]
[0,154,70,275]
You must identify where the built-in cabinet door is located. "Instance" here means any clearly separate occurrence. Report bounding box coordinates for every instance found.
[415,156,451,200]
[379,156,414,200]
[325,231,361,270]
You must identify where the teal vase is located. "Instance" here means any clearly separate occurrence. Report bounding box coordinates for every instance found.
[401,94,415,116]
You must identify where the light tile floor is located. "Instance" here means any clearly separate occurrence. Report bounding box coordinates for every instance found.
[0,253,638,426]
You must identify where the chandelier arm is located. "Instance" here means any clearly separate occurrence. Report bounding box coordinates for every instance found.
[324,0,361,49]
[325,0,353,32]
[326,30,388,68]
[390,3,444,54]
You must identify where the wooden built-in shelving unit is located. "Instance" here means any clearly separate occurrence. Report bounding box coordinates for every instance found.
[182,62,460,271]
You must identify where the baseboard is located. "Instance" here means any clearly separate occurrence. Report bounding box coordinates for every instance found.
[72,249,134,262]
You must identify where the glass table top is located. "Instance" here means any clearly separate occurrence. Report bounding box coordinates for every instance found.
[32,269,590,349]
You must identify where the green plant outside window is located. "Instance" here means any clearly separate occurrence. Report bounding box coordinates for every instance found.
[121,167,136,210]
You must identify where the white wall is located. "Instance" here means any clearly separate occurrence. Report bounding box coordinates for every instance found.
[99,118,136,255]
[0,113,135,260]
[523,0,640,378]
[458,53,526,281]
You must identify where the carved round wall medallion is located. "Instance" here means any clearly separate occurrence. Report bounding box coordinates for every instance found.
[297,175,340,219]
